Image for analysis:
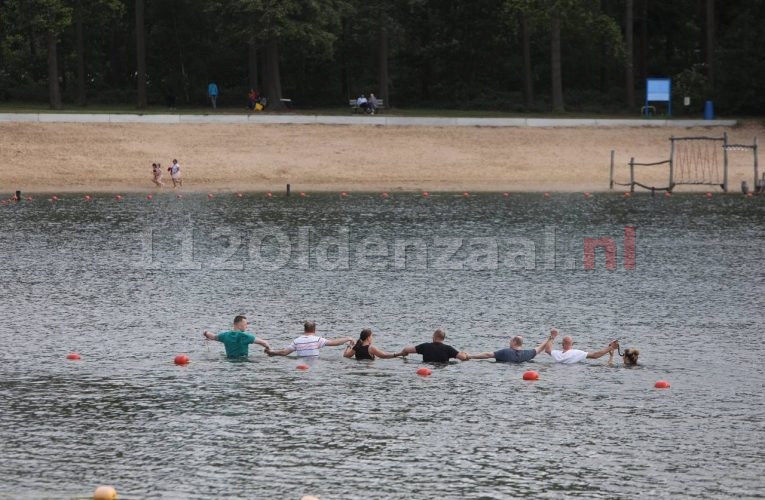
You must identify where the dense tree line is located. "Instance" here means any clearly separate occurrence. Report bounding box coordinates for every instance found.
[0,0,762,114]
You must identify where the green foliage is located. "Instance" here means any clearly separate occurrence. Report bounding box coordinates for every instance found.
[0,0,762,113]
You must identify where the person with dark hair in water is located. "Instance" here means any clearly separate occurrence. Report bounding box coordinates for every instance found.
[203,315,271,359]
[397,329,469,363]
[343,328,403,360]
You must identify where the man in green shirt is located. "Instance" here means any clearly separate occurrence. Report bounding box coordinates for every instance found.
[203,315,271,359]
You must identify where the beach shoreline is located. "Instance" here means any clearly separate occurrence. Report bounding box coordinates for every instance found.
[1,120,761,194]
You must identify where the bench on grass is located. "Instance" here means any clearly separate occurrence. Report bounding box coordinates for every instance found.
[349,98,385,114]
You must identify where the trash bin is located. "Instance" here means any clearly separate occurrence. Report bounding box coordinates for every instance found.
[704,100,714,120]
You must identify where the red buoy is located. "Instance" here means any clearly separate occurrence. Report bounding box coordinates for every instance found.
[746,192,753,198]
[502,192,510,198]
[266,192,273,198]
[705,192,713,198]
[462,191,470,198]
[654,380,670,389]
[340,191,348,198]
[84,195,92,201]
[381,192,389,199]
[176,194,183,199]
[146,194,153,200]
[664,192,671,198]
[207,193,215,199]
[66,353,81,361]
[174,354,190,365]
[296,364,310,371]
[26,196,33,201]
[51,195,59,201]
[623,192,631,197]
[115,195,123,202]
[543,192,550,198]
[300,192,307,198]
[236,192,243,198]
[583,192,591,199]
[416,367,432,377]
[422,191,429,198]
[522,370,539,381]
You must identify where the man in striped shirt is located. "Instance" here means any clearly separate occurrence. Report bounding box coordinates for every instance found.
[266,321,354,358]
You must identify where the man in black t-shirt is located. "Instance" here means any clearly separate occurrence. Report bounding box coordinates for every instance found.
[399,329,468,363]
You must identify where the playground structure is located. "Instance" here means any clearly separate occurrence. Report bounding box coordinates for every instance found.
[610,133,759,193]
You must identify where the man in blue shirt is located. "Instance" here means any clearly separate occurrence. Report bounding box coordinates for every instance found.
[466,330,557,363]
[207,82,219,109]
[203,315,270,359]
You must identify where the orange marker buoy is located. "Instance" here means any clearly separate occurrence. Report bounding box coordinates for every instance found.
[381,192,389,199]
[299,192,307,198]
[66,353,81,361]
[84,195,92,201]
[51,195,59,201]
[522,370,539,381]
[115,195,123,202]
[462,191,470,198]
[664,191,671,198]
[93,485,118,500]
[623,192,631,197]
[543,192,550,198]
[207,193,214,199]
[174,354,190,365]
[705,192,713,198]
[416,367,432,377]
[422,191,430,198]
[266,192,273,198]
[340,191,348,198]
[502,192,510,198]
[655,380,670,389]
[176,194,183,199]
[583,192,591,199]
[296,364,310,371]
[146,194,153,200]
[236,192,243,198]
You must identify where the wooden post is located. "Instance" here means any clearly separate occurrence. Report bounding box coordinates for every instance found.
[754,137,759,193]
[722,131,729,192]
[286,184,291,197]
[629,157,635,192]
[609,150,615,190]
[669,136,675,192]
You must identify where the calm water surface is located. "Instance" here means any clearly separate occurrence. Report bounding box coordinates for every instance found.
[0,192,763,499]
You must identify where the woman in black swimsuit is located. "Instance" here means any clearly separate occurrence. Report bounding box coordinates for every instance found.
[343,329,403,360]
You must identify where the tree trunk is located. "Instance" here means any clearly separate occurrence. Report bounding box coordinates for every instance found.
[135,0,147,109]
[47,31,62,110]
[378,26,389,106]
[521,12,533,108]
[638,0,648,82]
[625,0,634,109]
[550,11,564,112]
[248,40,259,90]
[706,0,715,88]
[75,0,86,106]
[263,35,283,109]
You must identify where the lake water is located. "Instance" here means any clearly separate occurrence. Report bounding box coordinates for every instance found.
[0,192,763,499]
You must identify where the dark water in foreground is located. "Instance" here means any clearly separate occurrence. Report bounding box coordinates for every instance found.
[0,192,763,499]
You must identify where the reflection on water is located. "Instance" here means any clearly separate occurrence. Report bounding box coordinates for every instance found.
[0,193,764,499]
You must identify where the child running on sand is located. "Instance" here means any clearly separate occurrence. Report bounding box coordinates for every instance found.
[168,159,182,188]
[151,162,164,187]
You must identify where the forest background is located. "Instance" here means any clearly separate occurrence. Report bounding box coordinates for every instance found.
[1,0,763,116]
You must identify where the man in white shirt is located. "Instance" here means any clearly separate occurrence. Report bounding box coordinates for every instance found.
[266,321,354,358]
[545,330,617,364]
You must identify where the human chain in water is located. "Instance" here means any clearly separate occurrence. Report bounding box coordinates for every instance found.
[134,225,636,271]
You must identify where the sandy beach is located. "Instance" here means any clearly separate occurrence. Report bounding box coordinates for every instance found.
[1,120,761,193]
